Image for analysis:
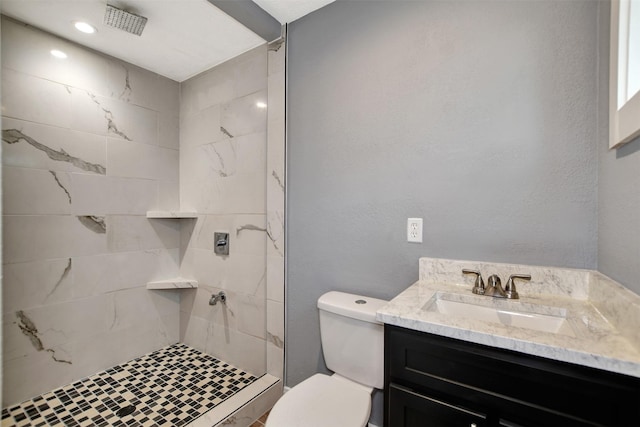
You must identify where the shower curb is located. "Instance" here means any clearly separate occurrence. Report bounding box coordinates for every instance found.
[190,374,282,427]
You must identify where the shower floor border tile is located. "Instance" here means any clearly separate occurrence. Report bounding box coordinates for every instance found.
[2,343,258,427]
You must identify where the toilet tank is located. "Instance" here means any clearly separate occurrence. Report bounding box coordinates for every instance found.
[317,291,388,390]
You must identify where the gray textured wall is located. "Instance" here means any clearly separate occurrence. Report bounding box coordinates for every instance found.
[286,1,600,424]
[599,137,640,294]
[599,137,640,295]
[597,1,640,295]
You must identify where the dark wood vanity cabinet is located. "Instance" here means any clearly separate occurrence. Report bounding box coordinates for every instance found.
[384,325,640,427]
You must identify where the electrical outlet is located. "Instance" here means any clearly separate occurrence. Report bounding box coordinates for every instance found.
[407,218,423,243]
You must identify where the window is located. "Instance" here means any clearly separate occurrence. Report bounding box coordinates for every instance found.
[610,0,640,148]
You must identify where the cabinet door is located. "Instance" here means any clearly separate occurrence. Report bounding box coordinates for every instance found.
[389,384,487,427]
[385,325,640,426]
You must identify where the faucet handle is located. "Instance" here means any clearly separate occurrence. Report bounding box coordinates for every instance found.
[505,274,531,299]
[462,269,485,295]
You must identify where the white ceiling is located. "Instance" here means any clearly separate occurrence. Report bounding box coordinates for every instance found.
[253,0,336,24]
[1,0,335,82]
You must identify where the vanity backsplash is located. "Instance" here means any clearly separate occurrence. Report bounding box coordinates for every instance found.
[419,258,590,299]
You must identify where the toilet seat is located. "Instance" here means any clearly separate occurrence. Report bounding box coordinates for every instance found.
[265,374,372,427]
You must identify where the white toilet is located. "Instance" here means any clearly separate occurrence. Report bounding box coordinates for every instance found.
[266,291,388,427]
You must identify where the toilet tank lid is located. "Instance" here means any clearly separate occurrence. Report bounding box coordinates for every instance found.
[317,291,388,323]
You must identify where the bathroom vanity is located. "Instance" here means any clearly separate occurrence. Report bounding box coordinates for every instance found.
[377,258,640,427]
[385,325,639,426]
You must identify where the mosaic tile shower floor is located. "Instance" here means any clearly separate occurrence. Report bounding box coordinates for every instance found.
[2,343,258,427]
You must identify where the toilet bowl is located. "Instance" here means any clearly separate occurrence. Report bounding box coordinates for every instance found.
[265,291,388,427]
[266,374,371,427]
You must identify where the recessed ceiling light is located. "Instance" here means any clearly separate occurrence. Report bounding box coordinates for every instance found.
[256,101,267,109]
[74,21,96,34]
[50,49,68,59]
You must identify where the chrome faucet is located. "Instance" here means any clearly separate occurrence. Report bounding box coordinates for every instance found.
[484,274,507,298]
[462,269,532,300]
[209,291,227,306]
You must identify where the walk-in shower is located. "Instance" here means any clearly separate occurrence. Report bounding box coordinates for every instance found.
[1,2,286,424]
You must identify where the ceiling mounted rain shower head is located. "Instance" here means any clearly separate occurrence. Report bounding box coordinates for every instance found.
[104,4,147,36]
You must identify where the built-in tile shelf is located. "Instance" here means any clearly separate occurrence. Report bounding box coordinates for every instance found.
[146,211,198,219]
[146,278,198,289]
[145,209,198,291]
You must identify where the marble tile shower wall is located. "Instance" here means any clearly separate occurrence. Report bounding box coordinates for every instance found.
[1,18,181,406]
[179,45,269,376]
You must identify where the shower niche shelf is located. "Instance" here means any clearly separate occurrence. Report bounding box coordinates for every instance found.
[146,278,198,289]
[146,210,198,219]
[145,211,198,290]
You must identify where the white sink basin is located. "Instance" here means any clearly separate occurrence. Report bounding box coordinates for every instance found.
[424,293,575,336]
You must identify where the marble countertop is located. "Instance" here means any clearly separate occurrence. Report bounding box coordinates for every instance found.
[377,279,640,378]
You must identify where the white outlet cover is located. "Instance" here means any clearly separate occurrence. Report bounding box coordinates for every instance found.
[407,218,423,243]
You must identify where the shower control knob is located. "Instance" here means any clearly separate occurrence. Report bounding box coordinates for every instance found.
[214,232,230,255]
